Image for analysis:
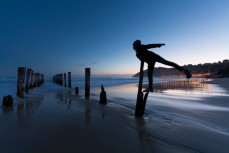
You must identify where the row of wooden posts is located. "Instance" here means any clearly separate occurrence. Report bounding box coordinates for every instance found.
[52,64,146,114]
[53,72,72,88]
[53,68,91,98]
[16,65,145,117]
[17,67,44,98]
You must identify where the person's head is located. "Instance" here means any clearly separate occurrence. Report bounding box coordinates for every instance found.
[133,40,141,50]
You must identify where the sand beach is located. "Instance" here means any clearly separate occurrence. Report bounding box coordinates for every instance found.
[0,78,229,153]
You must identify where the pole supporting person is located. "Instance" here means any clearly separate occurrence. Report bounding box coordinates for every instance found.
[133,40,192,92]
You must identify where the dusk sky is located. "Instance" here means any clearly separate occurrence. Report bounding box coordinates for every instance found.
[1,0,229,76]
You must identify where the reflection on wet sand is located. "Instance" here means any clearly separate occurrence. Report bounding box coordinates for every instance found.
[55,91,107,123]
[56,92,72,109]
[143,79,211,93]
[99,105,106,120]
[2,105,14,113]
[17,95,43,127]
[2,95,43,114]
[85,107,91,124]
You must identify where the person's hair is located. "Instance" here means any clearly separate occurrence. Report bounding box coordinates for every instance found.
[133,40,141,47]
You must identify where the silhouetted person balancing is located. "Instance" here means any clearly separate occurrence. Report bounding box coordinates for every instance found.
[133,40,192,92]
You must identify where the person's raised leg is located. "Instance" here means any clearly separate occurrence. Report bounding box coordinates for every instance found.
[155,54,192,79]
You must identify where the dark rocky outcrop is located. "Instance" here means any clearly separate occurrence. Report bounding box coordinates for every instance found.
[2,95,14,107]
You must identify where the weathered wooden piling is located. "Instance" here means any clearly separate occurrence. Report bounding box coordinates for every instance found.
[30,70,34,89]
[68,72,71,88]
[75,87,79,95]
[17,67,26,98]
[53,73,69,86]
[34,73,37,87]
[135,61,149,117]
[64,73,67,87]
[41,74,44,84]
[85,68,90,98]
[25,68,32,93]
[37,73,42,86]
[34,73,39,87]
[16,67,44,95]
[60,73,64,86]
[54,74,58,84]
[99,85,107,104]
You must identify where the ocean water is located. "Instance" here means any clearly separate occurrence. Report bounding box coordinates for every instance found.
[0,75,184,104]
[0,77,18,101]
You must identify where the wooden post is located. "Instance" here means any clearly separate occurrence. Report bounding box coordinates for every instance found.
[85,68,90,98]
[38,73,41,86]
[135,61,149,117]
[55,74,58,84]
[60,74,62,85]
[30,70,34,89]
[64,73,67,87]
[99,85,107,104]
[56,74,63,86]
[55,75,57,84]
[34,73,37,87]
[25,68,32,93]
[75,87,79,95]
[41,74,44,84]
[68,72,71,88]
[17,67,26,98]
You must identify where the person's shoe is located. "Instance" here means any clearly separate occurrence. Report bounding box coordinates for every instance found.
[143,88,153,92]
[184,69,192,79]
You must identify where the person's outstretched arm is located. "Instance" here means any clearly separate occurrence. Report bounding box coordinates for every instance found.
[144,43,165,49]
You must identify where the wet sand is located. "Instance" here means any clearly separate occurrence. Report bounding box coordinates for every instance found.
[0,78,229,153]
[202,78,229,92]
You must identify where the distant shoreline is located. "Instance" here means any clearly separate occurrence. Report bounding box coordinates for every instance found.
[132,59,229,78]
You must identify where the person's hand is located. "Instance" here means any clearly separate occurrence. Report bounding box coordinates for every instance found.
[161,43,165,46]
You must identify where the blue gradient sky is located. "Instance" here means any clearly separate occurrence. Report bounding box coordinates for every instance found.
[0,0,228,76]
